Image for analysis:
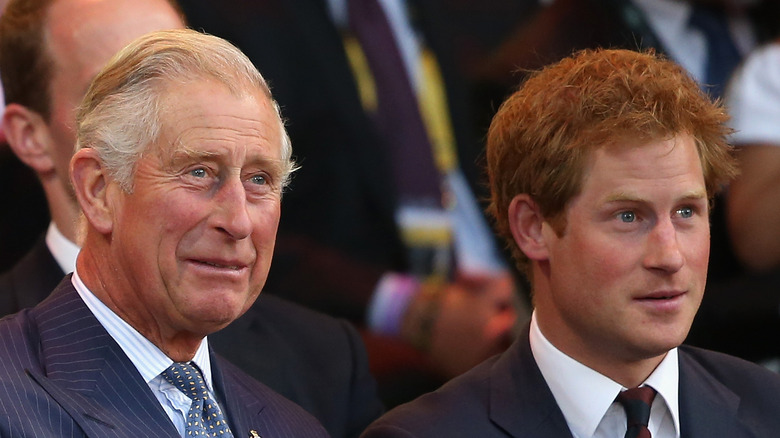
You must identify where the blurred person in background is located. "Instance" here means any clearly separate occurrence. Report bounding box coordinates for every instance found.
[685,39,780,368]
[180,0,529,407]
[471,0,780,364]
[0,0,49,271]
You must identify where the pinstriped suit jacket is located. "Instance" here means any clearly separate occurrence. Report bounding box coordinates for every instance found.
[0,276,330,438]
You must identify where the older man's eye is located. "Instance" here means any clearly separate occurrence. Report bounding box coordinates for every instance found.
[619,211,636,223]
[189,168,207,178]
[250,174,267,185]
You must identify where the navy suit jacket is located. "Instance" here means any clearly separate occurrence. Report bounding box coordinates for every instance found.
[361,327,780,437]
[0,238,382,437]
[212,296,384,438]
[0,235,63,314]
[0,278,329,437]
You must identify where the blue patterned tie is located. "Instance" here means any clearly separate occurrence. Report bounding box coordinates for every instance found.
[163,362,234,437]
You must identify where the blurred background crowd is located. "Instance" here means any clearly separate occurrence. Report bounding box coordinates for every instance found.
[2,0,780,410]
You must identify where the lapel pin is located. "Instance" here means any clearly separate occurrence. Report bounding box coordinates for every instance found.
[249,431,261,438]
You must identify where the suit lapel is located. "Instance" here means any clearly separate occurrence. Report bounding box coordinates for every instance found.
[27,279,179,438]
[490,328,574,438]
[488,331,758,437]
[678,350,751,437]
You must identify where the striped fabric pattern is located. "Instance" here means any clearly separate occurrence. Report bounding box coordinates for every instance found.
[0,276,329,438]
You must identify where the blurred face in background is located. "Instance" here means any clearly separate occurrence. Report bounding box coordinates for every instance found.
[44,0,183,195]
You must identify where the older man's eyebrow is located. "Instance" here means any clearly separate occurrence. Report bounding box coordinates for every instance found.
[170,141,220,160]
[244,156,286,176]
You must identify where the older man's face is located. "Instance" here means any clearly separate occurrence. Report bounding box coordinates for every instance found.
[108,79,284,337]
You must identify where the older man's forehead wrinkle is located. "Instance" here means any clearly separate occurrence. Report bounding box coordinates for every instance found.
[169,106,276,125]
[174,116,278,141]
[169,122,276,150]
[162,131,283,172]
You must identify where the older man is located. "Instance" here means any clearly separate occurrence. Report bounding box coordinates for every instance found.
[0,29,328,437]
[0,1,383,435]
[361,48,780,437]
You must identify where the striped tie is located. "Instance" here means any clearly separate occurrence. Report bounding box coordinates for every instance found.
[617,386,656,438]
[346,0,442,202]
[163,362,234,437]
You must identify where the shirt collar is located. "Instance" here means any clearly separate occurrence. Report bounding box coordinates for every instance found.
[630,0,703,81]
[646,347,680,436]
[631,0,691,36]
[45,222,80,275]
[71,269,214,391]
[529,312,680,437]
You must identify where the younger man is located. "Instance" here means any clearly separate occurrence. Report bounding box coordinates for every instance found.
[361,48,780,437]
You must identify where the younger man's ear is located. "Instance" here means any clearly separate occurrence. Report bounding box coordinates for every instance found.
[2,104,56,174]
[508,194,550,261]
[70,148,114,234]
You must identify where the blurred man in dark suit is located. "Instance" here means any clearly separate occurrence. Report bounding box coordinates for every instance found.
[180,1,527,406]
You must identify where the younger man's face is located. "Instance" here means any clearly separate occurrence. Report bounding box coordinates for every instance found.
[535,134,709,378]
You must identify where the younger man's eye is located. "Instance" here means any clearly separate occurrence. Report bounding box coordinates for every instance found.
[677,207,694,218]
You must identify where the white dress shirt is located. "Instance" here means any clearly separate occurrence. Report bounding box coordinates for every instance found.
[726,42,780,146]
[72,269,219,437]
[529,313,680,438]
[631,0,756,84]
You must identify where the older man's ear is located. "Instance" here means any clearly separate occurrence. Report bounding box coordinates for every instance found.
[70,147,115,235]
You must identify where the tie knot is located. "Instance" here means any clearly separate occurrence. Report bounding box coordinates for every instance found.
[617,386,657,428]
[162,361,210,401]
